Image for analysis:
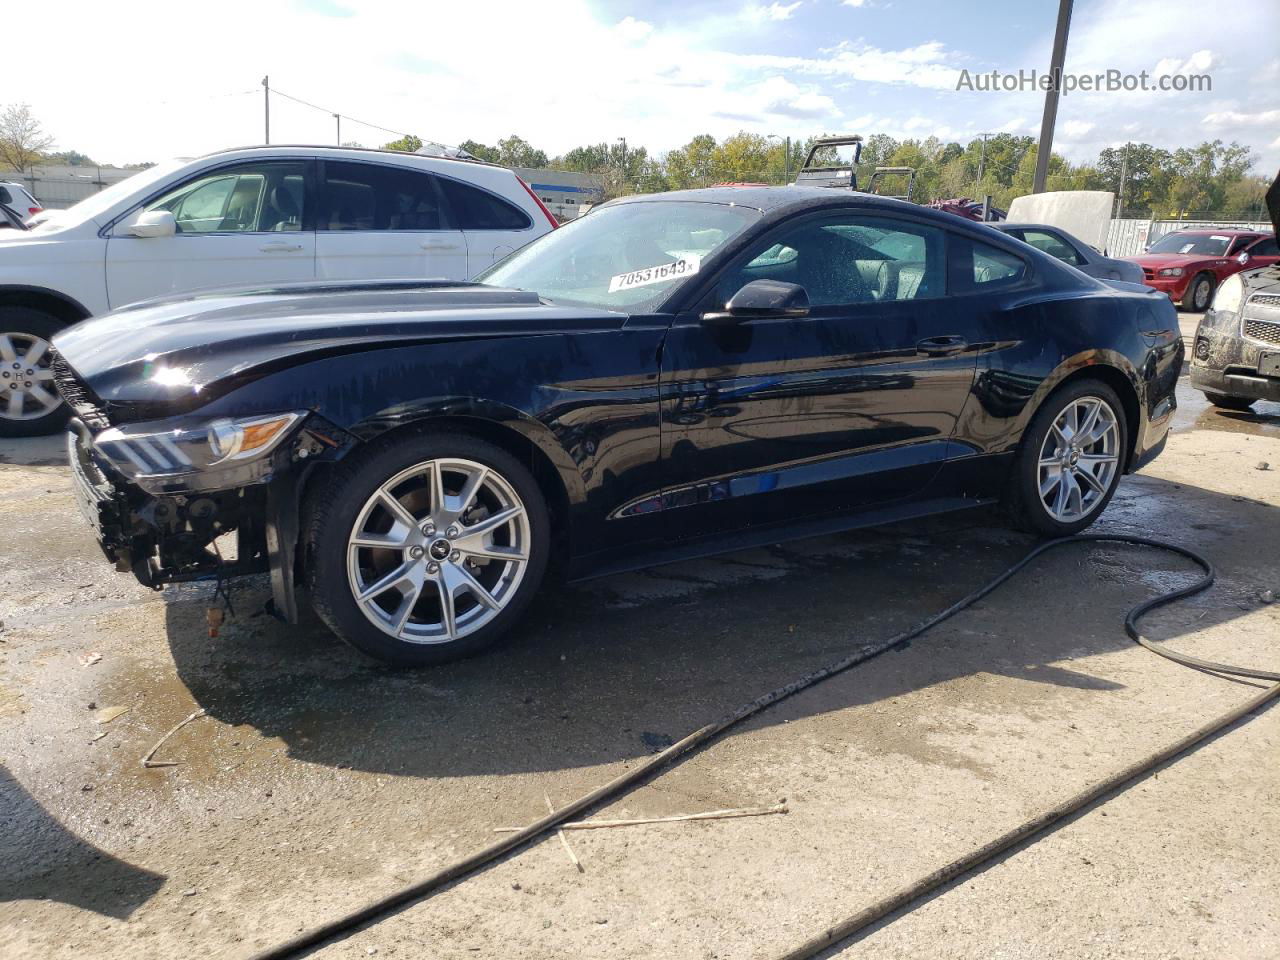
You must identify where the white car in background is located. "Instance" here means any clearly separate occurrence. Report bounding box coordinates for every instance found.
[0,146,558,435]
[0,181,42,220]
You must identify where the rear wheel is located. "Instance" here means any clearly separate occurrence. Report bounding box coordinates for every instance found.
[306,431,550,666]
[1007,380,1127,537]
[1181,272,1214,312]
[1202,390,1255,411]
[0,307,68,438]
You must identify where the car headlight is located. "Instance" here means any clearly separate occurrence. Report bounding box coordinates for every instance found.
[1157,267,1184,277]
[1209,273,1244,316]
[93,411,304,492]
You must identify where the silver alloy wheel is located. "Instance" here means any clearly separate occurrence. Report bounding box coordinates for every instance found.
[0,332,59,421]
[1191,276,1211,311]
[1037,395,1120,523]
[346,457,531,645]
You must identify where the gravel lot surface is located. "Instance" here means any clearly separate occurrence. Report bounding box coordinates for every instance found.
[1,368,1277,960]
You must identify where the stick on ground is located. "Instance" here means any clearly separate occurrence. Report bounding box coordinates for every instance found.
[494,802,788,833]
[545,793,583,873]
[141,708,208,768]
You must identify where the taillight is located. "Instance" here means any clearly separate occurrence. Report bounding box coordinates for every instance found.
[28,207,41,216]
[517,177,559,229]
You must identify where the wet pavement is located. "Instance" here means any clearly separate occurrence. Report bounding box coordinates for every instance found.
[1,367,1277,960]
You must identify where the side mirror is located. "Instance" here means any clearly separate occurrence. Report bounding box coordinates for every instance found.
[129,210,177,238]
[1236,251,1251,265]
[701,280,809,326]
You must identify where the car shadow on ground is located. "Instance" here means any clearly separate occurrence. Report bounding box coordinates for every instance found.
[0,764,165,918]
[156,471,1277,781]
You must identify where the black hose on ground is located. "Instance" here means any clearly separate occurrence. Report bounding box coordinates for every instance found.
[246,534,1279,960]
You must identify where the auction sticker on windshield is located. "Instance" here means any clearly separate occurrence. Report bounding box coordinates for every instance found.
[608,255,701,293]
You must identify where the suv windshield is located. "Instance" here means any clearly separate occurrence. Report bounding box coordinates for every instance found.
[1147,233,1232,256]
[478,200,761,311]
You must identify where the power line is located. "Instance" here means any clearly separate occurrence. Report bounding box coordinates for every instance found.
[268,86,415,141]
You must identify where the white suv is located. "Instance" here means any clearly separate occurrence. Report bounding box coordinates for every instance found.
[0,146,558,435]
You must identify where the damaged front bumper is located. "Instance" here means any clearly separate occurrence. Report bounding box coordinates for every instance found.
[65,415,349,623]
[1190,289,1280,402]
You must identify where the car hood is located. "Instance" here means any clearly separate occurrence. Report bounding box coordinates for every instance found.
[53,280,626,410]
[1128,252,1223,268]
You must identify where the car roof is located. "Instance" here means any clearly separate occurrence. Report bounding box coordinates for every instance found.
[609,185,931,215]
[1166,229,1262,237]
[199,144,511,171]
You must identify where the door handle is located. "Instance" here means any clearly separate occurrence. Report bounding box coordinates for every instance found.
[916,335,968,357]
[420,241,461,251]
[259,242,304,253]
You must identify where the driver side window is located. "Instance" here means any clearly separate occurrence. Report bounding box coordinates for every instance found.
[719,215,945,307]
[147,162,307,234]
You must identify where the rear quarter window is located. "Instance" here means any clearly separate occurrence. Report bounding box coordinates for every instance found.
[438,177,532,231]
[948,236,1028,293]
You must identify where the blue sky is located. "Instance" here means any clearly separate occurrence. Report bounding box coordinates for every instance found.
[10,0,1280,174]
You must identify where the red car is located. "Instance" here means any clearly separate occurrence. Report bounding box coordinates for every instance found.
[1127,229,1280,311]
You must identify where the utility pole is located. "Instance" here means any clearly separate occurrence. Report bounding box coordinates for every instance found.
[617,137,627,194]
[1115,142,1129,218]
[334,114,341,145]
[976,132,993,185]
[1032,0,1074,194]
[785,135,791,182]
[262,75,270,145]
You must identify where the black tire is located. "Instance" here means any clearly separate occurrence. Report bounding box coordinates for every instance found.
[305,430,551,666]
[1202,390,1255,411]
[1006,379,1128,537]
[0,306,70,437]
[1181,272,1214,312]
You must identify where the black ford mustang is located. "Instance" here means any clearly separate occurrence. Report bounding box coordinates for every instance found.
[51,188,1182,665]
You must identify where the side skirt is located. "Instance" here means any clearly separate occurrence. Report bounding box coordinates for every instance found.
[567,494,997,583]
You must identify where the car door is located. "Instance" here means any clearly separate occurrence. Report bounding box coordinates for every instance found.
[434,176,537,276]
[660,211,978,539]
[1242,235,1280,271]
[315,159,468,281]
[105,159,315,309]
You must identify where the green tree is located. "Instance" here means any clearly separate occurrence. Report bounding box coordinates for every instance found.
[0,103,54,172]
[495,135,548,168]
[46,149,96,167]
[381,134,423,153]
[458,140,500,162]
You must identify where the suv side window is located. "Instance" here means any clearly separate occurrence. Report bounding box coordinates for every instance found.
[0,186,11,205]
[320,161,448,231]
[437,177,532,231]
[1019,229,1083,265]
[147,162,307,233]
[720,214,945,307]
[1247,236,1279,257]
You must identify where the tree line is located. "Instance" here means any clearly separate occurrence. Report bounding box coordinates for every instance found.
[385,130,1273,222]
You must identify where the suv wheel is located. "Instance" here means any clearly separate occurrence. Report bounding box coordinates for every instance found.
[1007,380,1128,536]
[1202,390,1254,411]
[1181,272,1215,312]
[0,307,68,438]
[306,431,550,666]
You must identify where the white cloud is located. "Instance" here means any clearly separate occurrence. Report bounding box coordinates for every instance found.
[1201,108,1280,129]
[744,41,963,90]
[745,1,802,23]
[841,0,870,6]
[614,16,654,42]
[753,76,840,119]
[1063,120,1095,138]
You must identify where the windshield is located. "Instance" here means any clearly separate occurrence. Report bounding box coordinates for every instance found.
[29,159,189,231]
[1148,233,1232,256]
[478,200,761,312]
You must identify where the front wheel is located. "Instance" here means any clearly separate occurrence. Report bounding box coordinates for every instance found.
[1181,272,1214,312]
[306,431,550,666]
[1007,380,1128,537]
